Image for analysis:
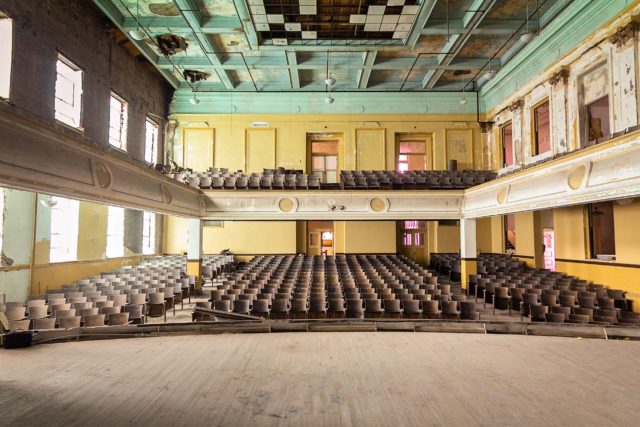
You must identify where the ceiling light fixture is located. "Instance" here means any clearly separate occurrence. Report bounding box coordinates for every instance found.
[520,0,535,43]
[39,196,58,208]
[129,0,146,40]
[325,77,336,87]
[325,96,335,104]
[189,93,200,105]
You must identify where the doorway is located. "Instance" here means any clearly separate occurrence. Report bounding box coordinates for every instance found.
[541,210,555,270]
[307,221,334,256]
[307,133,341,184]
[395,133,433,172]
[398,220,427,265]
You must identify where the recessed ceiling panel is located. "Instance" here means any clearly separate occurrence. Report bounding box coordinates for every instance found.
[248,0,421,44]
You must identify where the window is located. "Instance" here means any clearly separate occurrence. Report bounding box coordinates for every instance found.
[142,211,156,255]
[55,55,83,128]
[145,118,159,164]
[109,93,128,150]
[310,139,338,183]
[586,96,610,144]
[49,196,80,263]
[397,140,427,172]
[404,221,425,230]
[501,122,514,167]
[0,187,4,254]
[580,63,610,147]
[532,100,551,155]
[403,232,412,246]
[106,206,125,258]
[0,13,13,99]
[588,202,615,260]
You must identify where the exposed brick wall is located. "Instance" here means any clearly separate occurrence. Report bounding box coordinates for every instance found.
[1,0,172,162]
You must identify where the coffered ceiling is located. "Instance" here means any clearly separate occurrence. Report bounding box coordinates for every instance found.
[94,0,572,92]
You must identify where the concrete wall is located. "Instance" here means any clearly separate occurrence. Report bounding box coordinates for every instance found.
[0,0,171,161]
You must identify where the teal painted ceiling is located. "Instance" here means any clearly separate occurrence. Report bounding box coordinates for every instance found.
[94,0,573,93]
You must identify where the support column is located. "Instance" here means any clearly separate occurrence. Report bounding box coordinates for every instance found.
[186,218,203,292]
[460,218,477,291]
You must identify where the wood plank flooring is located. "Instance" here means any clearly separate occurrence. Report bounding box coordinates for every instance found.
[1,333,639,426]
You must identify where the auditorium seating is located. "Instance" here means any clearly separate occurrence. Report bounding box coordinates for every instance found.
[165,166,497,191]
[456,253,638,325]
[205,254,467,320]
[0,256,196,331]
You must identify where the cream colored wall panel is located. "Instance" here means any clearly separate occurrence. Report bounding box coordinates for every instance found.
[446,129,473,169]
[184,128,214,171]
[245,128,276,173]
[355,128,385,170]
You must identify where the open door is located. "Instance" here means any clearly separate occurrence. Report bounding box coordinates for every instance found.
[307,221,334,256]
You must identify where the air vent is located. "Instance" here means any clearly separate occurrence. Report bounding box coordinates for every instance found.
[156,34,188,57]
[250,122,270,128]
[183,70,211,83]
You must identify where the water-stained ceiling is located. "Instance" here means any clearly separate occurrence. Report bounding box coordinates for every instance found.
[94,0,573,92]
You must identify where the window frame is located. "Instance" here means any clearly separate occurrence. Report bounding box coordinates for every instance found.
[54,53,84,130]
[142,211,156,255]
[108,92,129,151]
[531,98,551,156]
[500,121,514,168]
[145,117,160,164]
[106,206,125,258]
[49,196,80,263]
[0,12,14,100]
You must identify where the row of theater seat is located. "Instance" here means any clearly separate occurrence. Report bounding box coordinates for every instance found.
[168,167,497,191]
[0,255,229,331]
[197,254,487,320]
[432,253,639,325]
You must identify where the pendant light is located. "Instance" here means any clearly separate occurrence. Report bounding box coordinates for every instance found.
[129,0,146,40]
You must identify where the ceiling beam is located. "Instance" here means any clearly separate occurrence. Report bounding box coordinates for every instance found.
[421,0,498,89]
[232,0,259,50]
[286,51,300,90]
[173,0,236,90]
[356,51,377,89]
[407,0,439,49]
[122,16,243,33]
[422,19,539,36]
[157,56,501,72]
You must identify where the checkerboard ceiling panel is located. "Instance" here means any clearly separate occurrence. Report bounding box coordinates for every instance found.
[247,0,421,44]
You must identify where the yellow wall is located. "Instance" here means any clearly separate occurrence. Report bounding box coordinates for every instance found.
[553,206,587,259]
[436,223,460,253]
[334,221,346,253]
[77,202,108,260]
[343,221,396,253]
[476,217,493,253]
[613,200,640,264]
[170,114,484,173]
[203,221,297,254]
[514,211,535,258]
[163,215,189,254]
[30,255,148,295]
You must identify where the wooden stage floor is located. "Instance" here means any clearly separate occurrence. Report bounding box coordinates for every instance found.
[1,333,639,426]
